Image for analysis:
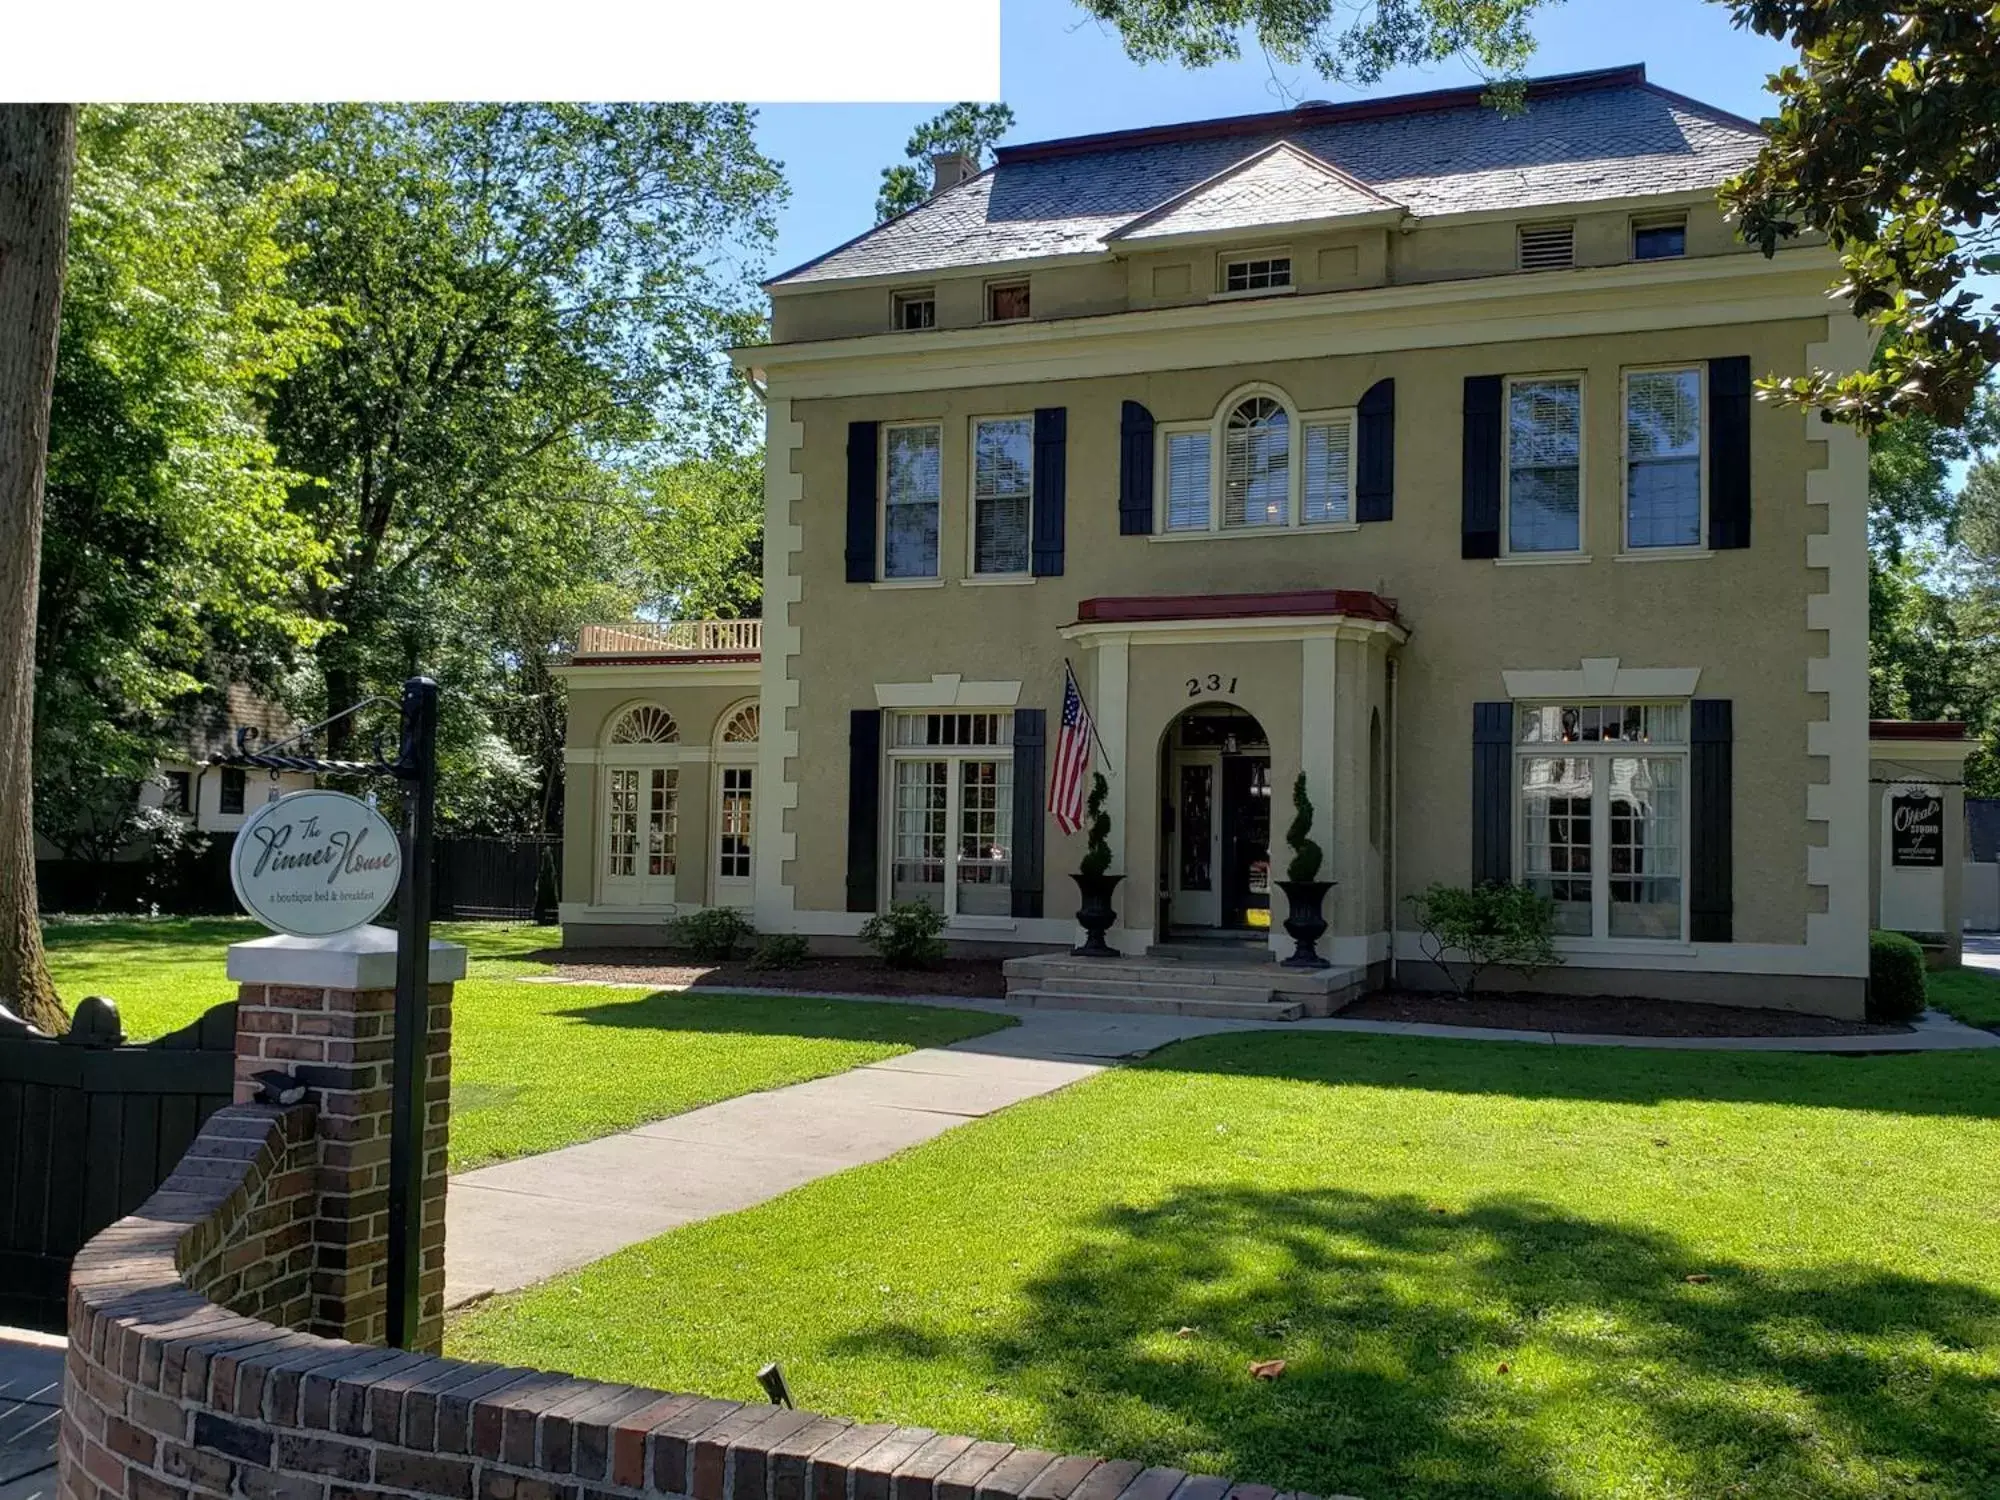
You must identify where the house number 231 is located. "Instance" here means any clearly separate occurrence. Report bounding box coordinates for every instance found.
[1186,674,1239,698]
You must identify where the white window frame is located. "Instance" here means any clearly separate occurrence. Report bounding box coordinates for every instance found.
[1151,383,1358,538]
[1621,364,1708,555]
[879,420,944,582]
[891,288,936,331]
[966,413,1035,579]
[1513,701,1690,946]
[1215,248,1294,299]
[1500,372,1587,559]
[883,712,1016,923]
[983,278,1030,323]
[1631,214,1689,262]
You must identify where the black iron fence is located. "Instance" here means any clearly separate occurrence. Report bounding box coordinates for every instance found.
[0,1000,237,1330]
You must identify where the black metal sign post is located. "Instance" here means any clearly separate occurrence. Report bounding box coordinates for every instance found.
[210,674,440,1350]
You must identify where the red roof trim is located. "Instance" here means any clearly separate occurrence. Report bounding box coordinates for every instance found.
[569,651,761,667]
[1869,719,1972,741]
[1075,589,1400,626]
[996,65,1648,166]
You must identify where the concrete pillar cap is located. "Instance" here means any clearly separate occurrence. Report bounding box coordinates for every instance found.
[226,926,470,990]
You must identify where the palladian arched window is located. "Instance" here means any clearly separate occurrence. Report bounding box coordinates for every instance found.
[719,704,760,745]
[1223,396,1290,528]
[608,704,678,745]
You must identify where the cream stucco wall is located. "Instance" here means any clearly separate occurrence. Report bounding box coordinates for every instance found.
[775,317,1834,965]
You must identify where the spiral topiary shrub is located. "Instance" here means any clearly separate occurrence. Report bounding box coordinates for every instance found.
[1078,772,1113,878]
[1284,771,1324,883]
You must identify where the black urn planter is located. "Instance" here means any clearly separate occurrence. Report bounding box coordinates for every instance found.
[1278,878,1335,969]
[1071,872,1124,957]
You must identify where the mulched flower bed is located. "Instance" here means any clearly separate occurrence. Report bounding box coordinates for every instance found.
[528,947,1009,999]
[1340,989,1909,1038]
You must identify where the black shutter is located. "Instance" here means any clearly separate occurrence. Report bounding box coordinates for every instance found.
[846,709,881,912]
[1472,701,1513,885]
[1462,376,1502,558]
[1708,356,1752,550]
[1032,407,1067,576]
[1010,709,1046,919]
[845,421,878,583]
[1690,699,1733,941]
[1356,378,1395,523]
[1119,401,1155,535]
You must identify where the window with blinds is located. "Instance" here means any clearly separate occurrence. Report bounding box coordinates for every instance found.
[971,417,1033,574]
[1163,429,1212,531]
[1517,222,1575,271]
[1506,376,1583,553]
[1624,367,1704,550]
[1223,397,1289,528]
[1302,416,1354,525]
[882,422,942,578]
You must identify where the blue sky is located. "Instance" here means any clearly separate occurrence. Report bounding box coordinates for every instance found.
[753,0,1798,279]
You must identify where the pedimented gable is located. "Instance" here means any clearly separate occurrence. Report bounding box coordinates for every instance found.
[1109,141,1402,243]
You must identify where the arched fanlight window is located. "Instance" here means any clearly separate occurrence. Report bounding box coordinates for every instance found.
[1223,397,1290,528]
[608,704,679,745]
[719,704,760,745]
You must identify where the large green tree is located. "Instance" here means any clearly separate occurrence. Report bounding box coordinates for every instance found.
[1077,0,2000,430]
[246,104,785,782]
[35,106,330,863]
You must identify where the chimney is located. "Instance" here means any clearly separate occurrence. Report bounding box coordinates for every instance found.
[930,151,978,195]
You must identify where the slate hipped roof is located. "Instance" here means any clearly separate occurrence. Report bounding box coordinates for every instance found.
[769,65,1763,288]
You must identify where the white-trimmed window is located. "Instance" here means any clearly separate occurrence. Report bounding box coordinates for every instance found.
[1505,375,1584,554]
[887,710,1014,918]
[882,422,943,579]
[985,280,1030,322]
[1624,367,1705,550]
[892,289,936,331]
[1221,254,1291,293]
[1632,215,1687,261]
[971,416,1033,575]
[1517,701,1687,941]
[1157,385,1356,533]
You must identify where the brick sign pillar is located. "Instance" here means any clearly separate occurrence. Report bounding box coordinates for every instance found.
[225,927,468,1354]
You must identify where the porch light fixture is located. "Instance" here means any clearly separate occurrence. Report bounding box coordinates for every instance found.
[1223,732,1241,754]
[756,1362,793,1408]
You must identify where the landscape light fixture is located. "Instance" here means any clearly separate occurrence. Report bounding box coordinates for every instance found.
[756,1363,793,1408]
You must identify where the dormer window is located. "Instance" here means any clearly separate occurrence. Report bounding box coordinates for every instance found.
[1517,223,1575,272]
[1221,254,1291,294]
[892,289,936,331]
[985,279,1030,322]
[1632,215,1688,261]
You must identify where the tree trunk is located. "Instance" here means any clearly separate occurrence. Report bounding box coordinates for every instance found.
[0,105,78,1035]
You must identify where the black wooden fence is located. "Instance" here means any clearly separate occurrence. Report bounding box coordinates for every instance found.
[0,1001,237,1330]
[430,835,560,921]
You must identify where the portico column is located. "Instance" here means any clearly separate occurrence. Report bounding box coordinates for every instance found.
[1094,634,1134,950]
[1296,633,1339,959]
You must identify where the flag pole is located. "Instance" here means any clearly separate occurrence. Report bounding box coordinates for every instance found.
[1062,657,1114,764]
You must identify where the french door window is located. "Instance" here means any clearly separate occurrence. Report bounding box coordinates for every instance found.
[1517,701,1686,940]
[717,766,753,882]
[888,711,1014,918]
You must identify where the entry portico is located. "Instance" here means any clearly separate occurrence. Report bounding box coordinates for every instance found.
[1064,589,1405,963]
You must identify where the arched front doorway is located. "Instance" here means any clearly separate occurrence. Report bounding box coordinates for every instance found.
[1159,704,1272,937]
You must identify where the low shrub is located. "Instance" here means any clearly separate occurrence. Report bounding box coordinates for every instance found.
[859,900,947,968]
[748,933,811,971]
[1868,930,1928,1023]
[1406,881,1562,998]
[672,906,754,962]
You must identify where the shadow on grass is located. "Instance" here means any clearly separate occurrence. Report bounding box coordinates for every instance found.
[831,1184,2000,1500]
[1130,1029,2000,1120]
[548,990,1008,1048]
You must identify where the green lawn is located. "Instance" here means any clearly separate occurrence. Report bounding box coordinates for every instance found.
[38,917,1011,1171]
[1927,963,2000,1028]
[450,1033,2000,1500]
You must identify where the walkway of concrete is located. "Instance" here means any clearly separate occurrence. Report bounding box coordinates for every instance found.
[1966,932,1999,971]
[445,999,1999,1309]
[0,1328,63,1500]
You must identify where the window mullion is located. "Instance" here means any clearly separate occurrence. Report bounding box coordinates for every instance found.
[1591,765,1611,939]
[944,756,962,920]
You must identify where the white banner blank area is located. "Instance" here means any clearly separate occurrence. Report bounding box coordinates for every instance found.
[4,0,1001,102]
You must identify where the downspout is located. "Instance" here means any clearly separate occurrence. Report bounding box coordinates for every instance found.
[1387,656,1399,986]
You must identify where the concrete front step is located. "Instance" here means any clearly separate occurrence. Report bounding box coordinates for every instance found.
[1008,988,1308,1021]
[1033,974,1280,1004]
[1005,954,1357,998]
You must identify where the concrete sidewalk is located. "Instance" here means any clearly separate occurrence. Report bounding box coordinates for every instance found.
[0,1328,63,1500]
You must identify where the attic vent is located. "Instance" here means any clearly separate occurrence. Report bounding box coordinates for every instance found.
[1517,223,1575,272]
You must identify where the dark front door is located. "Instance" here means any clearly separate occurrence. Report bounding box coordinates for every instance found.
[1220,755,1271,929]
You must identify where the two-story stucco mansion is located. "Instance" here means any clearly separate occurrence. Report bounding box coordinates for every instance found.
[556,65,1906,1018]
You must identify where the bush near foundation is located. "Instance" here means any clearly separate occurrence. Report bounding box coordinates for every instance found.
[1868,930,1928,1023]
[748,933,811,970]
[860,900,947,968]
[1407,881,1561,998]
[673,906,754,961]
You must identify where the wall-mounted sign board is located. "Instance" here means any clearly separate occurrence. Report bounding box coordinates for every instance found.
[1890,790,1945,869]
[230,789,403,935]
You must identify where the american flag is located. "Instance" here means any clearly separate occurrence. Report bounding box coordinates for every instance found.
[1049,664,1095,835]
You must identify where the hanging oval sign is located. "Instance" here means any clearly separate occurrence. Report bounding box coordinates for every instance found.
[230,790,403,936]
